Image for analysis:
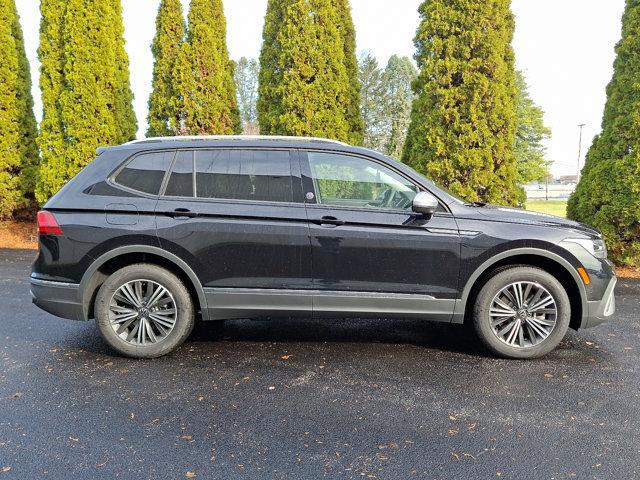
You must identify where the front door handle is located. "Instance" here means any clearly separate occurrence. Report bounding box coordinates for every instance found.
[311,216,345,227]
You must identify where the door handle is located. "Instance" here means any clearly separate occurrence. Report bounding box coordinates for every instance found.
[168,208,196,219]
[311,216,345,227]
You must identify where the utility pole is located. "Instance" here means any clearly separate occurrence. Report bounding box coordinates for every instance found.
[577,123,586,180]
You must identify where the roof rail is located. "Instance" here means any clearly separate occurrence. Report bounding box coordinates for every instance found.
[125,135,350,147]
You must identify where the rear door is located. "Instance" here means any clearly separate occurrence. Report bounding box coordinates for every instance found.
[300,150,461,320]
[155,148,312,319]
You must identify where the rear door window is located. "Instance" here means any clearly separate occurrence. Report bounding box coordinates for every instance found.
[164,150,194,197]
[195,149,294,203]
[114,151,174,195]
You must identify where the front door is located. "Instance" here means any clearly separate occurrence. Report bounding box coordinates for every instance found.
[155,148,312,319]
[301,150,460,320]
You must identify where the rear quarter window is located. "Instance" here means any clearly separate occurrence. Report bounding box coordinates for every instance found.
[114,151,174,195]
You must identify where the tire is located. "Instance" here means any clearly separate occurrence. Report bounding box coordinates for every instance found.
[472,266,571,359]
[95,264,194,358]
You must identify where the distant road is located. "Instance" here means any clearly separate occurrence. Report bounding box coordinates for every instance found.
[525,183,576,200]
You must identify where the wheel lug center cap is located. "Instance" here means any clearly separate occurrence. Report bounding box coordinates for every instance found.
[139,307,150,317]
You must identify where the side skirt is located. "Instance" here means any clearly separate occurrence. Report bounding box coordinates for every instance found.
[204,288,456,322]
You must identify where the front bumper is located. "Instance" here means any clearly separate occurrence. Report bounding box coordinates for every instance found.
[30,277,84,321]
[582,276,617,329]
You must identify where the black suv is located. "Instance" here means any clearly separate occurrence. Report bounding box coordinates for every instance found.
[31,136,616,359]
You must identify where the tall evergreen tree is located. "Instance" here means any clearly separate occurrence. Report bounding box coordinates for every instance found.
[175,0,240,135]
[0,0,23,217]
[382,55,417,159]
[110,0,137,142]
[568,0,640,265]
[257,0,290,135]
[11,0,38,208]
[358,53,386,151]
[258,0,351,141]
[36,0,66,204]
[37,0,137,202]
[147,0,185,137]
[334,0,363,144]
[402,0,519,205]
[514,70,551,186]
[234,57,260,134]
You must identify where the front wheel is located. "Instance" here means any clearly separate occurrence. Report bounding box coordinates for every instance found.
[473,266,571,359]
[95,264,194,358]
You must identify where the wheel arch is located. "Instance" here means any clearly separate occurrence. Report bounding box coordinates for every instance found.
[78,245,209,321]
[454,248,587,331]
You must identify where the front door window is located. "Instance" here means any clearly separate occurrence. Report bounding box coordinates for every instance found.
[308,152,418,211]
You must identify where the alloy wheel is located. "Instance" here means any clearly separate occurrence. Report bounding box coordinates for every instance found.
[108,279,177,345]
[489,281,558,349]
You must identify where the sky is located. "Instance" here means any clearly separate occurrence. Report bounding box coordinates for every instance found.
[15,0,626,177]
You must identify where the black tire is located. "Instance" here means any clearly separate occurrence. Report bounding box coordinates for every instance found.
[472,266,571,359]
[95,264,194,358]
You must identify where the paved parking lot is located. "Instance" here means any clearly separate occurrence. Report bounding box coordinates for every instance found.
[1,249,639,479]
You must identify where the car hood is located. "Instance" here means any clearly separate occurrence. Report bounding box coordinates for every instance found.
[472,205,600,237]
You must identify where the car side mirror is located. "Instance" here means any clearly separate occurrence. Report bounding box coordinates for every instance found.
[412,191,439,217]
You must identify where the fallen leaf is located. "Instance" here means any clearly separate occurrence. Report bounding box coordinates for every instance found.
[185,472,196,478]
[281,355,292,360]
[544,373,554,379]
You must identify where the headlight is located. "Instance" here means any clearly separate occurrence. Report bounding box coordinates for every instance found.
[564,238,608,259]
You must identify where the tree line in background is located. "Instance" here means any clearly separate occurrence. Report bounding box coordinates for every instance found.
[2,0,636,264]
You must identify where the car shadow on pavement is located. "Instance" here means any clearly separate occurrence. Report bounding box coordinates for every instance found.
[189,317,499,358]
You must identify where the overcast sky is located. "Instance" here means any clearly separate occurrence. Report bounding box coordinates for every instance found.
[16,0,626,176]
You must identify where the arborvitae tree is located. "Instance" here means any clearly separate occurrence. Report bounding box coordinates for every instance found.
[59,0,119,177]
[0,0,23,217]
[110,0,137,142]
[11,0,38,209]
[568,0,640,265]
[175,0,240,135]
[37,0,136,202]
[334,0,363,144]
[257,0,290,135]
[234,57,260,134]
[359,53,387,151]
[382,55,417,159]
[147,0,185,137]
[258,0,350,141]
[514,70,551,185]
[402,0,519,205]
[36,0,66,204]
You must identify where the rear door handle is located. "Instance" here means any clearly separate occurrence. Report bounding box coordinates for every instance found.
[168,208,196,219]
[311,216,345,227]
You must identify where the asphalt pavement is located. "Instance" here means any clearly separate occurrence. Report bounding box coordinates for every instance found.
[1,248,639,479]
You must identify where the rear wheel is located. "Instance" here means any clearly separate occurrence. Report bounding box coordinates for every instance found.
[472,266,571,359]
[95,264,194,358]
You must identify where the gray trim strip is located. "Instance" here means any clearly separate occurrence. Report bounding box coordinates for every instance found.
[204,288,453,322]
[30,277,79,289]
